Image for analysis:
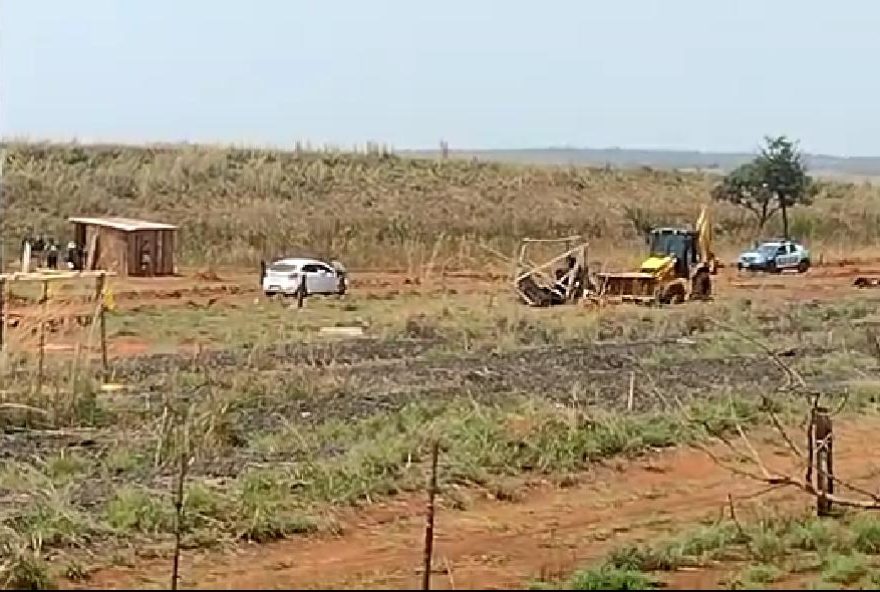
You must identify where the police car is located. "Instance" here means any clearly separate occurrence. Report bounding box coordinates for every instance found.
[737,239,810,273]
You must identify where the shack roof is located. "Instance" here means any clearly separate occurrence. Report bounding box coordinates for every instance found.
[68,216,178,232]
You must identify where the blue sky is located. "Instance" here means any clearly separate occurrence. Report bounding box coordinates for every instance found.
[1,0,878,154]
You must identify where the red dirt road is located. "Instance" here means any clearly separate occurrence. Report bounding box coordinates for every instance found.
[6,262,880,360]
[9,262,880,321]
[74,419,880,590]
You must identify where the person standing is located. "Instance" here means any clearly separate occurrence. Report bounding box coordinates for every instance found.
[21,229,37,270]
[330,258,347,295]
[32,234,45,268]
[46,240,59,269]
[66,241,78,270]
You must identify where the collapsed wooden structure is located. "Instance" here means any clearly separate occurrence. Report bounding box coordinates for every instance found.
[512,236,593,306]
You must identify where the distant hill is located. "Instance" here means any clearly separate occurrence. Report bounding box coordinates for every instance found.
[401,148,880,180]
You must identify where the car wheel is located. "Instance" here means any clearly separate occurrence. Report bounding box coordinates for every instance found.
[797,259,810,273]
[264,291,277,298]
[767,260,780,274]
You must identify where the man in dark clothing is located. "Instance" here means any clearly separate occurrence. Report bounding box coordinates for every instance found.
[32,235,45,267]
[46,240,59,269]
[66,241,79,271]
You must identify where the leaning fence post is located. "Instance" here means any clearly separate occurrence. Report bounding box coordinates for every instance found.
[95,273,108,380]
[37,280,48,396]
[813,406,834,516]
[0,277,6,352]
[422,440,440,591]
[296,280,306,309]
[171,418,190,591]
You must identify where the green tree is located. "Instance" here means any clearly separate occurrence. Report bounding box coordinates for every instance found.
[712,136,814,238]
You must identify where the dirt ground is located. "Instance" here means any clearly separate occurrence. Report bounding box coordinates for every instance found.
[73,418,880,590]
[7,260,880,590]
[6,261,880,359]
[8,259,880,316]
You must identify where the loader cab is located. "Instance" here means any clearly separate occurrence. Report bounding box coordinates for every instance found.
[648,228,698,278]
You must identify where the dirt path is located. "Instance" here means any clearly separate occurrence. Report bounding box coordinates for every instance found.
[8,263,880,362]
[75,419,880,590]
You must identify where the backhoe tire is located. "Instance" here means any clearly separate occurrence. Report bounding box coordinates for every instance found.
[691,270,712,301]
[659,282,687,305]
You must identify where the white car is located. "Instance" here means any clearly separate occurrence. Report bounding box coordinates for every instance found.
[262,257,347,297]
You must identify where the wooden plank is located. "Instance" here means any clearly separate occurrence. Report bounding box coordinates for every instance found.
[0,278,5,351]
[514,241,590,283]
[521,235,582,244]
[84,230,99,271]
[0,270,116,283]
[37,280,48,395]
[95,273,108,380]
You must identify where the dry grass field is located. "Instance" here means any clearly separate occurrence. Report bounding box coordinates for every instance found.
[5,142,880,271]
[5,142,880,589]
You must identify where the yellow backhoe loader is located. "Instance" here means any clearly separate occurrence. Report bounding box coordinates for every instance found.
[596,206,717,304]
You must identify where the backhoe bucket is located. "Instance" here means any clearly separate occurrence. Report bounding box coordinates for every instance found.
[597,271,658,304]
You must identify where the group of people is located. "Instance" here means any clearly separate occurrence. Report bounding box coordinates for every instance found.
[21,232,84,271]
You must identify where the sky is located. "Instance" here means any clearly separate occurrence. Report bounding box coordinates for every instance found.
[1,0,879,155]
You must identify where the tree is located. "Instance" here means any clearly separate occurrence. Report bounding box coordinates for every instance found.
[712,136,814,238]
[711,161,776,230]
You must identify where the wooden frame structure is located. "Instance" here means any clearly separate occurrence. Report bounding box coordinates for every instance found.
[512,236,592,306]
[69,216,178,277]
[0,269,114,381]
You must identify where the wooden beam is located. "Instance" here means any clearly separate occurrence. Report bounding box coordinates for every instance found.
[514,241,590,284]
[0,270,116,283]
[0,278,5,351]
[95,273,108,380]
[84,231,99,271]
[520,235,582,244]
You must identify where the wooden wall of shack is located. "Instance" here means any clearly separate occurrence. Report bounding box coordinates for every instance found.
[126,228,175,277]
[73,224,176,277]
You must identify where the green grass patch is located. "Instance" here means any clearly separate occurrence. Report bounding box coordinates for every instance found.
[1,550,57,590]
[105,486,173,534]
[247,397,758,507]
[567,565,659,590]
[10,491,94,547]
[740,563,783,586]
[565,512,880,590]
[235,469,320,542]
[851,515,880,554]
[821,552,869,585]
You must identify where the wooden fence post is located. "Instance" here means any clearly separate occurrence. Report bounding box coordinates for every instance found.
[95,273,108,380]
[37,280,48,395]
[0,278,5,352]
[814,407,834,517]
[296,280,306,309]
[422,441,440,591]
[171,443,189,591]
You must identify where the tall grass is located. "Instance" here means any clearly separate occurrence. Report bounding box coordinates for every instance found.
[6,142,880,270]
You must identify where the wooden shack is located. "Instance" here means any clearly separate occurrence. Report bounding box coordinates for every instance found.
[68,217,178,277]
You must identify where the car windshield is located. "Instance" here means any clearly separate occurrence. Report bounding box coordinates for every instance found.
[269,263,298,272]
[757,244,780,256]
